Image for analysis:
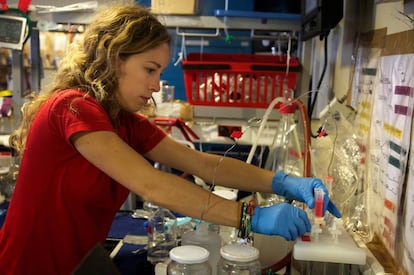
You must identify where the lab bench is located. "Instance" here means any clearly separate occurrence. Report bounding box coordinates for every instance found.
[103,210,382,275]
[106,211,153,275]
[0,201,386,275]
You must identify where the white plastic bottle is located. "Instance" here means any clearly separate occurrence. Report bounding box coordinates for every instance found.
[212,189,238,245]
[181,222,221,275]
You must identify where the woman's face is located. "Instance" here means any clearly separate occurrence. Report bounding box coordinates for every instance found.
[116,43,170,113]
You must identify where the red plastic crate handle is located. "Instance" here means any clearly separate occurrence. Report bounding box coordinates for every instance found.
[181,64,231,70]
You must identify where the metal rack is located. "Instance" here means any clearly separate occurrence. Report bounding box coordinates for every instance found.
[157,14,301,32]
[32,10,301,32]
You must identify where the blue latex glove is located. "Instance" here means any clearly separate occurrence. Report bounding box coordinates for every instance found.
[272,172,342,218]
[251,203,311,241]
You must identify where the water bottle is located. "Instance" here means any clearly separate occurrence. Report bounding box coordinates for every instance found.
[147,207,178,264]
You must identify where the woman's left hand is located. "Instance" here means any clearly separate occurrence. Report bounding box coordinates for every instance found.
[271,172,342,218]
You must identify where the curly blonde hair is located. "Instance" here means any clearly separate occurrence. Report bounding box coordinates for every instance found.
[10,3,171,154]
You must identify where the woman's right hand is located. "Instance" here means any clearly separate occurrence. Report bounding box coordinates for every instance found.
[251,203,311,241]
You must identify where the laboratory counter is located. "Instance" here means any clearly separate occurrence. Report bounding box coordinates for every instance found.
[0,201,382,275]
[105,211,154,275]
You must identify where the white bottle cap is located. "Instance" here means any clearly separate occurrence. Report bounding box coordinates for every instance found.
[169,245,210,264]
[220,244,259,262]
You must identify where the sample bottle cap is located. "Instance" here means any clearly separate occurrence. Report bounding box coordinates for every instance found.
[279,103,296,114]
[169,245,210,264]
[220,244,259,262]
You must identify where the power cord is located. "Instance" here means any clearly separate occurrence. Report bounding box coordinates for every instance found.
[308,34,329,135]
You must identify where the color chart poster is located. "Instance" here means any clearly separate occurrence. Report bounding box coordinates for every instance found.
[368,53,414,256]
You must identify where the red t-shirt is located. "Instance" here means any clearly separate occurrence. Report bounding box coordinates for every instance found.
[0,89,166,274]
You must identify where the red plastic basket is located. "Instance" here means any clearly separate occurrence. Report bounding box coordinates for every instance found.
[182,53,300,108]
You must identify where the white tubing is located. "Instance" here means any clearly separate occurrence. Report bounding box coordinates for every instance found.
[246,97,285,164]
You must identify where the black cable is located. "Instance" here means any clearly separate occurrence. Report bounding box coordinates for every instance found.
[308,33,330,138]
[308,33,329,120]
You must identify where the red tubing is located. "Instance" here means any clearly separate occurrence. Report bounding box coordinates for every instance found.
[294,98,311,177]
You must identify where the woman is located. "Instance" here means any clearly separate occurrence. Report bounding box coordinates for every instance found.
[0,3,340,274]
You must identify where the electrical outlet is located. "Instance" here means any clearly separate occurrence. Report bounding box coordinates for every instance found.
[218,125,242,137]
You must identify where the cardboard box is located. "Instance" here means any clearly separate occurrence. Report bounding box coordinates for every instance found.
[151,0,199,15]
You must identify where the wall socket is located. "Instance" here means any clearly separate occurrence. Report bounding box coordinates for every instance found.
[218,125,242,137]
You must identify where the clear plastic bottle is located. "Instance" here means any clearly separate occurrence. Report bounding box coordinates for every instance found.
[217,244,261,275]
[167,245,212,275]
[147,207,178,264]
[181,222,221,275]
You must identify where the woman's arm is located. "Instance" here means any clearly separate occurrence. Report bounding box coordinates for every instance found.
[145,136,275,194]
[71,130,241,227]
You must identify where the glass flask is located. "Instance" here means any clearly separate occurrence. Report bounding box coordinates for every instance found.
[217,244,261,275]
[167,245,212,275]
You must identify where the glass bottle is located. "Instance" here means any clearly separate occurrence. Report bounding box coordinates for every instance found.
[147,207,178,265]
[167,245,212,275]
[253,89,303,269]
[258,89,304,206]
[217,243,261,275]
